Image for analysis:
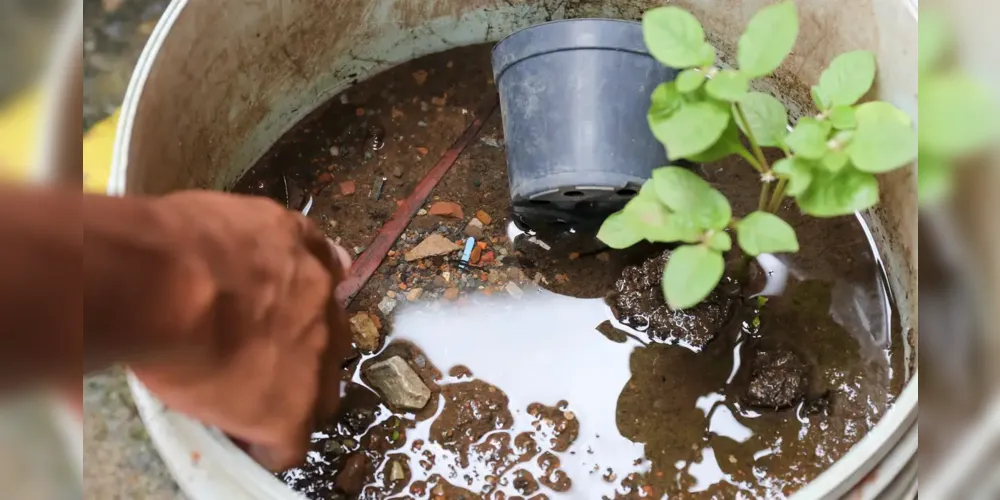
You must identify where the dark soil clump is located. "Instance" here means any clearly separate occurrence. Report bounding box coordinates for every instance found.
[745,349,810,409]
[608,249,738,350]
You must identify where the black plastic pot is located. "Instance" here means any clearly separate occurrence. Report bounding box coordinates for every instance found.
[492,19,677,228]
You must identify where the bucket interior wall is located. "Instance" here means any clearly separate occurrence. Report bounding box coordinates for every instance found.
[118,0,916,366]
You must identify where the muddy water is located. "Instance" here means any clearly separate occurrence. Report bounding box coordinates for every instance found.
[233,44,905,499]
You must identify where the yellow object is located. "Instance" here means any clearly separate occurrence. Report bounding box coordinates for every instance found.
[0,85,118,192]
[0,88,42,180]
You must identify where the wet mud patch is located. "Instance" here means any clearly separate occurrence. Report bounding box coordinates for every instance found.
[235,43,906,499]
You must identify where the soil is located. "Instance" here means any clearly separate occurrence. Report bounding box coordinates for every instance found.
[233,44,906,499]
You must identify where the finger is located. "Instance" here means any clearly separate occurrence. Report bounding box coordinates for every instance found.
[329,241,352,274]
[247,437,309,472]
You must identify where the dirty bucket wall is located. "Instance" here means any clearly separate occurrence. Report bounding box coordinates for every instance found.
[110,0,917,498]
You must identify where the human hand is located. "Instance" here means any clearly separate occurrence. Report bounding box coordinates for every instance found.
[127,191,352,472]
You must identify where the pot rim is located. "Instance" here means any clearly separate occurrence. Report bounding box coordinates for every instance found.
[109,1,919,498]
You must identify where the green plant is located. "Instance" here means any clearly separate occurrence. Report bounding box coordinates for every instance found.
[598,1,917,309]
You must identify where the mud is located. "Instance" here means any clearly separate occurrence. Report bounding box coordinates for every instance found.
[233,44,906,499]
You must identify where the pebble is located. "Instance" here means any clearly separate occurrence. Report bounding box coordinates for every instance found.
[431,94,448,106]
[412,70,428,85]
[428,201,464,219]
[378,296,397,315]
[444,287,460,300]
[392,165,404,178]
[405,234,460,261]
[340,180,356,196]
[480,135,504,148]
[506,268,523,282]
[353,246,365,255]
[488,270,502,284]
[365,356,431,410]
[481,251,495,264]
[405,288,424,301]
[389,460,406,482]
[348,313,380,353]
[442,271,451,282]
[340,94,350,104]
[420,101,430,112]
[464,218,485,239]
[329,145,341,156]
[596,252,611,262]
[470,246,483,265]
[418,121,428,127]
[475,210,493,225]
[432,276,448,287]
[505,282,524,298]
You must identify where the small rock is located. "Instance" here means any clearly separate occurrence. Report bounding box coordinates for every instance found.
[433,275,448,287]
[317,172,334,184]
[406,288,424,301]
[420,101,430,112]
[480,135,504,148]
[569,252,580,260]
[336,453,371,496]
[365,356,431,410]
[506,268,523,282]
[417,120,428,127]
[415,146,429,156]
[596,252,611,262]
[488,270,502,284]
[340,180,356,196]
[340,93,350,104]
[353,246,365,255]
[405,234,460,261]
[442,271,451,282]
[475,210,493,225]
[470,246,483,265]
[444,288,460,300]
[481,251,495,265]
[431,93,448,106]
[417,208,428,216]
[464,218,485,239]
[428,201,464,218]
[378,296,397,316]
[412,70,429,85]
[329,145,341,156]
[392,165,404,178]
[323,440,346,456]
[389,460,406,482]
[349,313,380,353]
[387,290,397,298]
[533,272,546,285]
[391,107,405,119]
[505,282,524,299]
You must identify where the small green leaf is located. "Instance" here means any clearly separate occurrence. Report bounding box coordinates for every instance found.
[621,186,704,243]
[597,211,644,249]
[847,101,917,173]
[705,70,749,101]
[737,1,799,78]
[686,121,741,163]
[811,86,830,111]
[814,51,876,107]
[821,150,850,173]
[919,13,951,74]
[649,101,731,159]
[651,166,732,230]
[706,231,732,252]
[919,74,1000,158]
[677,69,707,93]
[737,92,788,147]
[649,82,683,120]
[643,7,717,68]
[736,211,799,256]
[785,117,832,159]
[918,152,952,205]
[827,105,856,130]
[796,167,879,217]
[772,156,813,196]
[392,430,400,441]
[662,245,725,309]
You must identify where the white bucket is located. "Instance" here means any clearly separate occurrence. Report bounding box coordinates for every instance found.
[108,0,918,498]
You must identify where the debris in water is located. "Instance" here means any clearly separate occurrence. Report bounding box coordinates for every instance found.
[505,282,524,299]
[389,460,406,481]
[405,234,460,261]
[464,218,485,239]
[428,201,464,218]
[392,165,404,178]
[365,356,431,410]
[349,313,380,353]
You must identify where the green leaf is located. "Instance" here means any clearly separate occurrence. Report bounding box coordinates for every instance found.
[828,105,856,130]
[686,121,742,163]
[649,82,683,120]
[662,245,725,309]
[796,167,879,217]
[643,7,717,68]
[597,211,644,249]
[814,51,876,107]
[847,101,917,173]
[706,231,732,252]
[821,150,850,173]
[918,152,952,205]
[785,117,832,159]
[736,211,799,256]
[919,13,951,74]
[651,166,732,230]
[677,69,707,93]
[737,1,799,78]
[919,74,1000,158]
[705,70,749,101]
[772,156,813,196]
[649,101,731,159]
[737,92,788,147]
[811,86,830,111]
[622,187,703,243]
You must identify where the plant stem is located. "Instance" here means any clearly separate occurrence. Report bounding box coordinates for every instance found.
[758,181,771,212]
[735,146,764,173]
[767,178,788,213]
[734,103,772,173]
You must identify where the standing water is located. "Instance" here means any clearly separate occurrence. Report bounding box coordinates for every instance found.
[233,43,904,498]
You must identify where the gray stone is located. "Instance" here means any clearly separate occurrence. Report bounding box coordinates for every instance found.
[505,282,524,299]
[378,296,397,316]
[464,218,485,239]
[389,460,406,481]
[365,357,431,410]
